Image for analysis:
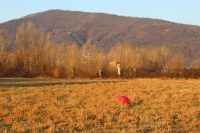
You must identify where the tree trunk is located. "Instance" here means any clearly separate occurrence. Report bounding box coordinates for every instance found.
[72,68,75,78]
[99,69,103,78]
[117,63,121,77]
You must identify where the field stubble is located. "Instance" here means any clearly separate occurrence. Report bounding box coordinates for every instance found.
[0,78,199,132]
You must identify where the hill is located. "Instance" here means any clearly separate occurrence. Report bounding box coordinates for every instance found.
[1,10,200,61]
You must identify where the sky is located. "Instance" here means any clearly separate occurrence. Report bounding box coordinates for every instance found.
[1,0,200,25]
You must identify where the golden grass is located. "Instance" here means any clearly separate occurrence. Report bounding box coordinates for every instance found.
[0,78,200,132]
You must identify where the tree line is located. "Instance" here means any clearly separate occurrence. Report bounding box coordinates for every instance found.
[1,21,200,78]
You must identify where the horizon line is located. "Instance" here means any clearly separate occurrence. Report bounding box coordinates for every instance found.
[0,9,200,27]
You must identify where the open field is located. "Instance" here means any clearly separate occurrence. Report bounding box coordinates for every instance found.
[0,78,200,132]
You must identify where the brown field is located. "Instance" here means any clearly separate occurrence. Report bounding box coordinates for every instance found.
[0,78,200,132]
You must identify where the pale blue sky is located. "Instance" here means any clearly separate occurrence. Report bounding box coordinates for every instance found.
[1,0,200,25]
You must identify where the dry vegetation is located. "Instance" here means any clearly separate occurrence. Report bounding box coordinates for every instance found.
[0,78,199,132]
[1,21,200,78]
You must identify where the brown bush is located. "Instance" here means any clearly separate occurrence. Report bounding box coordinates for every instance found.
[51,68,61,78]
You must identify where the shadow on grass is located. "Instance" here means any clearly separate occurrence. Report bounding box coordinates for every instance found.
[0,78,54,83]
[0,78,126,88]
[128,102,143,110]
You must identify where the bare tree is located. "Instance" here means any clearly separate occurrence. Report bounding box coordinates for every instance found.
[0,30,7,57]
[146,46,171,70]
[80,43,98,77]
[0,29,8,74]
[15,21,59,76]
[95,49,107,78]
[16,21,38,73]
[65,43,80,77]
[165,53,185,70]
[0,21,189,78]
[190,59,200,69]
[0,29,8,59]
[108,42,135,77]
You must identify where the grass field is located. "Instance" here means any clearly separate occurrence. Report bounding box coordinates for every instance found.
[0,78,200,132]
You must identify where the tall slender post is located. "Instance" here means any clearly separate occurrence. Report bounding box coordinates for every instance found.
[116,62,121,77]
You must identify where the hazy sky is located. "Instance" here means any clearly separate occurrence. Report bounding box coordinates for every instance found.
[1,0,200,25]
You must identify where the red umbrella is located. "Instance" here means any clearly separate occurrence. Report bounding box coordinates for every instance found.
[119,96,132,106]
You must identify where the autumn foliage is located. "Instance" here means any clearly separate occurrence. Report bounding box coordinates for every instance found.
[0,22,200,78]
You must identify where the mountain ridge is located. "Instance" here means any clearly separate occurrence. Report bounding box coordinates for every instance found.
[2,10,199,27]
[1,10,200,61]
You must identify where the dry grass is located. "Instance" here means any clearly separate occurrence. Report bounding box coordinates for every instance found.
[0,78,200,132]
